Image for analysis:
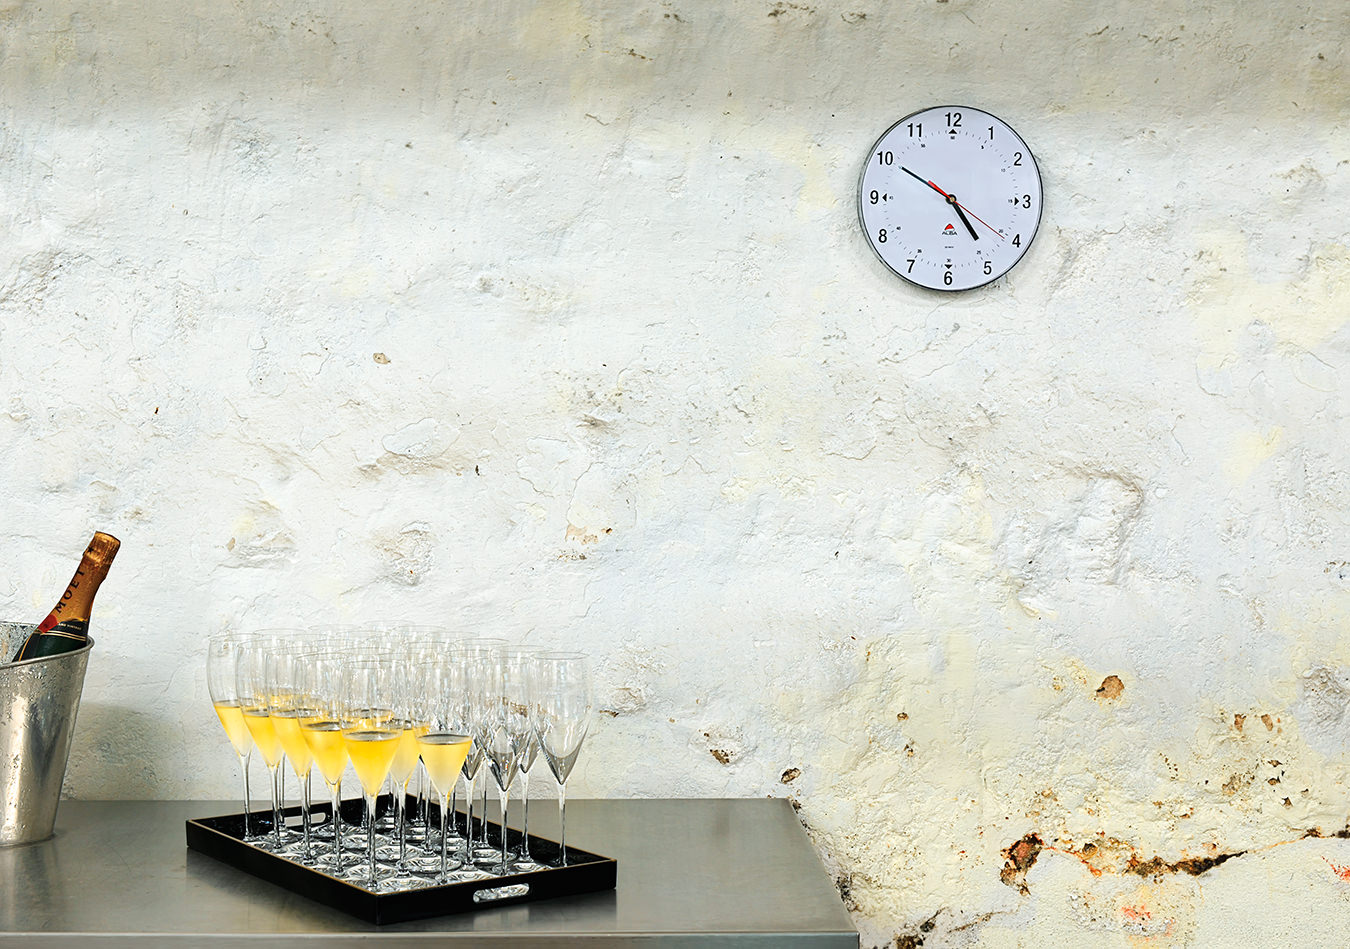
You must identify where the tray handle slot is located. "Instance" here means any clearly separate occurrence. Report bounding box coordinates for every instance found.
[473,883,531,903]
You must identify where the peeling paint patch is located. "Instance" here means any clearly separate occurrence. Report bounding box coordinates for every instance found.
[1127,850,1242,878]
[1000,833,1044,893]
[1095,675,1124,700]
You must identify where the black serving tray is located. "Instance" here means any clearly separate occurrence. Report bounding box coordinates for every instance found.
[186,796,617,924]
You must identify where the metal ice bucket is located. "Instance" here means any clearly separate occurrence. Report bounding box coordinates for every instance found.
[0,623,92,846]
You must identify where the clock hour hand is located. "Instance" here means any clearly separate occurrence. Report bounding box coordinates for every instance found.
[948,198,980,241]
[901,166,1003,241]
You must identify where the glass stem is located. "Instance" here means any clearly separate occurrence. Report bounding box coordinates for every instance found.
[330,782,343,871]
[238,751,252,839]
[396,785,407,864]
[499,785,510,869]
[418,765,429,832]
[481,778,489,849]
[301,770,312,859]
[558,780,567,866]
[464,772,477,857]
[365,793,378,885]
[269,764,282,848]
[449,784,458,842]
[520,768,531,860]
[439,791,450,881]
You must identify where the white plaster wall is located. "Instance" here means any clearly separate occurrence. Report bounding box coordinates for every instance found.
[2,0,1349,945]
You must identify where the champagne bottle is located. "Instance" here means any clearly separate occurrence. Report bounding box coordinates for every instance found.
[11,531,120,663]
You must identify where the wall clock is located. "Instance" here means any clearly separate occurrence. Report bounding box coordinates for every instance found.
[858,105,1043,291]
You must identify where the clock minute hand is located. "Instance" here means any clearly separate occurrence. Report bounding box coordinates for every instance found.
[901,165,946,198]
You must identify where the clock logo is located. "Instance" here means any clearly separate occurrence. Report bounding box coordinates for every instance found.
[858,106,1043,291]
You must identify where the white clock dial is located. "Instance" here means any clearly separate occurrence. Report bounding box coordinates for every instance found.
[858,106,1043,291]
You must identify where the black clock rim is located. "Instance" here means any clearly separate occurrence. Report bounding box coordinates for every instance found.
[856,104,1044,292]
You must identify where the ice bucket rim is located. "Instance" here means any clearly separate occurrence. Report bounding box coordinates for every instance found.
[1,633,95,669]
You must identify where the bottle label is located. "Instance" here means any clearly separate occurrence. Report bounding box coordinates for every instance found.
[41,619,89,641]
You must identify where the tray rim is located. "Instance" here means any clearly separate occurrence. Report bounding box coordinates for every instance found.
[185,796,617,925]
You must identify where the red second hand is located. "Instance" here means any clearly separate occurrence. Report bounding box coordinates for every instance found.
[925,179,1006,240]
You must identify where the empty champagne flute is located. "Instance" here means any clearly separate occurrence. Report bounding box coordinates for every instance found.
[207,633,256,840]
[532,652,593,866]
[503,647,543,871]
[481,648,530,874]
[447,644,492,867]
[511,725,542,871]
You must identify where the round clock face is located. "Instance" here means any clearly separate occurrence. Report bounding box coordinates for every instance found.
[858,105,1043,291]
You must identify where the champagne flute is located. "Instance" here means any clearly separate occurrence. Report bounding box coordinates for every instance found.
[532,652,593,866]
[340,656,402,890]
[413,658,473,883]
[379,660,426,878]
[207,633,256,840]
[451,642,503,867]
[481,648,530,875]
[237,634,290,851]
[266,648,317,860]
[399,634,450,852]
[511,723,543,870]
[503,647,543,871]
[299,652,349,872]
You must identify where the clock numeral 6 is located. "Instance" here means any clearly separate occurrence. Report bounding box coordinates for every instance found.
[943,270,953,286]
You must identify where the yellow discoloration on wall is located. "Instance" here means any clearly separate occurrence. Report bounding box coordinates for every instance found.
[1188,233,1350,359]
[1224,427,1283,483]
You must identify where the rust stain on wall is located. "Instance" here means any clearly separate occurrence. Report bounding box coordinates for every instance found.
[1001,832,1247,890]
[1000,833,1044,893]
[1095,675,1124,700]
[1126,850,1243,878]
[1322,858,1350,882]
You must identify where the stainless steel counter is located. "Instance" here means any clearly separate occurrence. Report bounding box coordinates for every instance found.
[0,798,858,947]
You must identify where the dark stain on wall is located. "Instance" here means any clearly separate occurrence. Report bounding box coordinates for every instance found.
[1000,833,1044,893]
